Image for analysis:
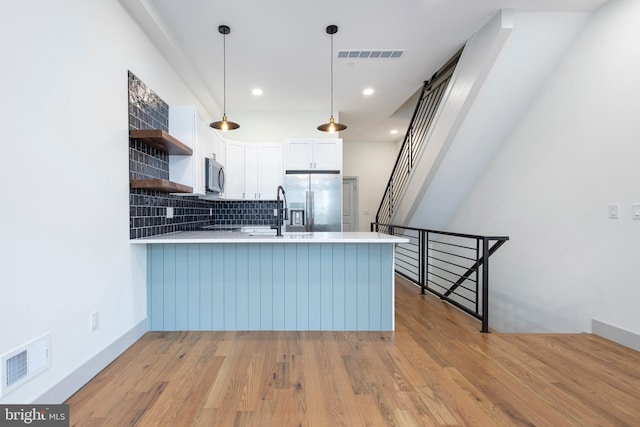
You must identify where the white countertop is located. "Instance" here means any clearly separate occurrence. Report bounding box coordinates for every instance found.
[130,231,409,244]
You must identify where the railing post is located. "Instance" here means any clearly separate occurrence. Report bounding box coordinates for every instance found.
[475,238,480,315]
[481,237,490,333]
[408,127,413,170]
[389,180,394,220]
[420,230,426,294]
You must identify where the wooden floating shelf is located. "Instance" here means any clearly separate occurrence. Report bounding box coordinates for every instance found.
[130,179,193,193]
[129,129,193,155]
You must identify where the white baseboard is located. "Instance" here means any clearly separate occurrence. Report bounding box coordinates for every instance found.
[34,318,148,403]
[592,319,640,352]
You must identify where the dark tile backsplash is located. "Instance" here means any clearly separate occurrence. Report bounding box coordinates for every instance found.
[128,72,169,131]
[129,138,169,181]
[207,200,279,226]
[128,71,278,239]
[129,193,214,239]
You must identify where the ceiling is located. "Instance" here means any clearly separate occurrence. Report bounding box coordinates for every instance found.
[121,0,608,143]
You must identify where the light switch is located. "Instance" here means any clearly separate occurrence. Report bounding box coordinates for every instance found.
[166,207,174,219]
[632,204,640,220]
[608,203,620,219]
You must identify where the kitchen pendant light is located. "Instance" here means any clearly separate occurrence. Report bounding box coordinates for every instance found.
[317,25,347,133]
[210,25,240,131]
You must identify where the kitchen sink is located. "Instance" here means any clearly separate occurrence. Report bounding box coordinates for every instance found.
[242,226,277,236]
[238,226,315,237]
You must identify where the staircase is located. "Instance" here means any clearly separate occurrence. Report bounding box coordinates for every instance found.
[376,9,514,227]
[376,50,461,225]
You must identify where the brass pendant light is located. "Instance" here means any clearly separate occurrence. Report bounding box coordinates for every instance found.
[210,25,240,131]
[317,25,347,133]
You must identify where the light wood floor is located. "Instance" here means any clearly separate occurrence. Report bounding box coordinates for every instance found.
[66,276,640,426]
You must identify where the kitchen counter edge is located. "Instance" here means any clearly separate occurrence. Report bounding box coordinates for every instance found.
[130,231,409,244]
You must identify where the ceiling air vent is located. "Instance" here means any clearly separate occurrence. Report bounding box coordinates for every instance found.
[337,49,405,59]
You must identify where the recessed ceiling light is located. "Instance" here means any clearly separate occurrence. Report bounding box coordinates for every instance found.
[252,88,263,96]
[363,88,374,96]
[390,129,398,135]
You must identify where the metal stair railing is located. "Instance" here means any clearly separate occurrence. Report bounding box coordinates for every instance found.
[372,222,508,333]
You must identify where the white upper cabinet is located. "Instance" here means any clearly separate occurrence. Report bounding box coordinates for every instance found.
[223,139,246,200]
[284,138,342,171]
[224,142,283,200]
[285,140,313,170]
[168,106,214,195]
[244,143,259,199]
[254,143,284,200]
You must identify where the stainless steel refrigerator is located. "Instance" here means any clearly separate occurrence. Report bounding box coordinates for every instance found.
[285,171,342,232]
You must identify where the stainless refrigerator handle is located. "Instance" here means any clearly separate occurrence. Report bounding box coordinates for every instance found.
[306,190,314,232]
[310,191,315,231]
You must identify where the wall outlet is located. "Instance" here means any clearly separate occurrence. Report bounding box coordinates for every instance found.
[90,312,99,332]
[166,207,174,219]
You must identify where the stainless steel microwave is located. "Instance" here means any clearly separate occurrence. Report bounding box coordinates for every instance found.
[205,157,225,193]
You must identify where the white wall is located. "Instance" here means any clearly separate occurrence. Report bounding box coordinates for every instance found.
[446,0,640,334]
[0,1,212,403]
[343,141,398,231]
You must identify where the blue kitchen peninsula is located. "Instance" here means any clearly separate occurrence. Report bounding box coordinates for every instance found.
[131,231,408,331]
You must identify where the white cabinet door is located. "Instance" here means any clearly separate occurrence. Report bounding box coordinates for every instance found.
[169,106,208,195]
[243,143,283,200]
[257,144,283,200]
[313,140,341,170]
[244,143,259,199]
[224,139,245,199]
[285,139,314,170]
[284,139,342,171]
